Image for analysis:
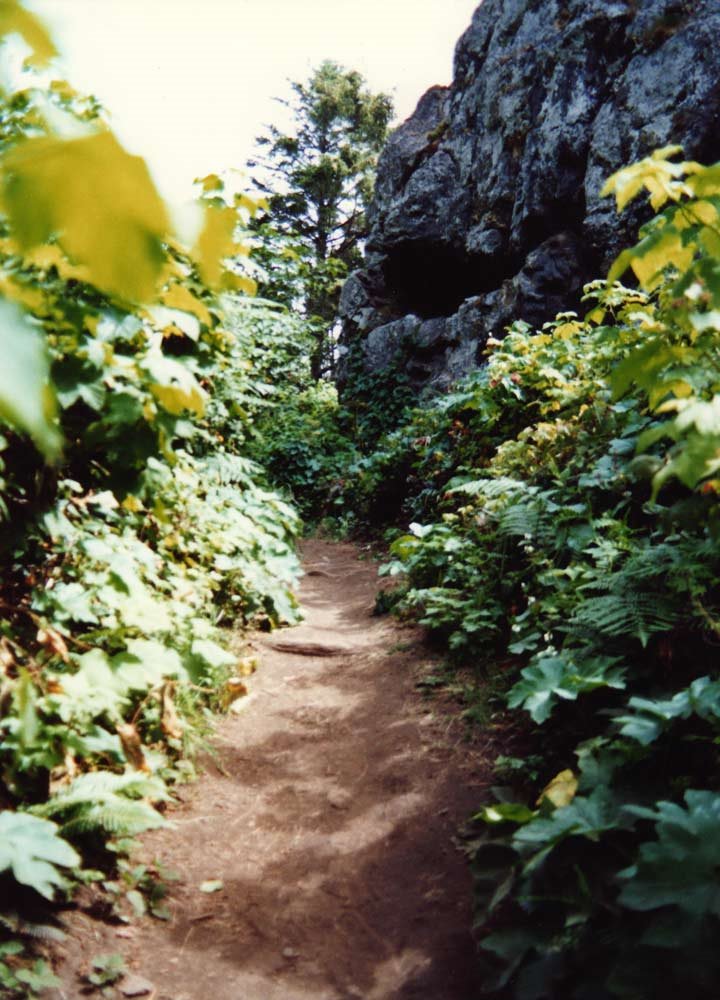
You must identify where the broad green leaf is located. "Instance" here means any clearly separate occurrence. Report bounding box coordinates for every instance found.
[620,791,720,916]
[507,653,625,724]
[618,677,720,745]
[190,638,236,669]
[611,339,694,401]
[3,131,169,301]
[0,811,79,900]
[0,299,60,457]
[514,788,627,865]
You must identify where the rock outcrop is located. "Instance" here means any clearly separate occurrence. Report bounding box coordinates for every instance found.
[339,0,720,394]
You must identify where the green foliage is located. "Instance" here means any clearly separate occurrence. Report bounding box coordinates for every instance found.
[33,771,169,838]
[350,151,720,996]
[0,941,61,1000]
[245,380,359,522]
[0,812,79,899]
[86,952,126,990]
[0,8,306,944]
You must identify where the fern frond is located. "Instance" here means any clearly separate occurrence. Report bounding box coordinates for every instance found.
[202,452,262,486]
[61,800,165,837]
[35,770,169,815]
[613,544,681,583]
[571,592,679,646]
[0,911,66,942]
[497,501,554,543]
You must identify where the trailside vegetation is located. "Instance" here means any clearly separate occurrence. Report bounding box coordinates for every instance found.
[0,5,311,981]
[328,148,720,998]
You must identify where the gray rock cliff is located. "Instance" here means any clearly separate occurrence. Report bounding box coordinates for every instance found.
[338,0,720,394]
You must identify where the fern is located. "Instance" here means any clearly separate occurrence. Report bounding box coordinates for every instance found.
[448,475,527,498]
[497,500,555,544]
[32,771,169,838]
[617,543,681,582]
[0,911,66,943]
[571,592,679,646]
[201,451,261,486]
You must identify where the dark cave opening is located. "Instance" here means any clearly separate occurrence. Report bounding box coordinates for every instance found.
[382,241,509,320]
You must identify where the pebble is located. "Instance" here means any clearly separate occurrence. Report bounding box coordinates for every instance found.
[327,788,352,809]
[120,974,155,997]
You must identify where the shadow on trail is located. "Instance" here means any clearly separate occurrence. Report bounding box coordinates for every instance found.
[139,540,493,1000]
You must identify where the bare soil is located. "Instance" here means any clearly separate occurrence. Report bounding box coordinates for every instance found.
[54,538,496,1000]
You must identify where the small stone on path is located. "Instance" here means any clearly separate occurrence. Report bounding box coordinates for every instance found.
[120,974,155,997]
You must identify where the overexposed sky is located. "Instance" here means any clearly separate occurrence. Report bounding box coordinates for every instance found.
[28,0,478,205]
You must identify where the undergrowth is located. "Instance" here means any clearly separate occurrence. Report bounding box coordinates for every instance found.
[0,28,310,991]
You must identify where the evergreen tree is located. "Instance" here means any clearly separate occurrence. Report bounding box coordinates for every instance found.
[248,61,393,378]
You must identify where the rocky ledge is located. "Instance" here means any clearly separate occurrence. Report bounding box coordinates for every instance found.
[338,0,720,393]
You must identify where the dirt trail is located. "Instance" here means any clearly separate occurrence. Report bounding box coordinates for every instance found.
[59,539,491,999]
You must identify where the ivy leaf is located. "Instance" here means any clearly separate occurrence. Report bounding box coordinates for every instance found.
[0,811,79,900]
[0,299,60,457]
[619,791,720,916]
[3,131,169,302]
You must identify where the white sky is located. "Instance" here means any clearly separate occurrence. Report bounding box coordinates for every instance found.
[27,0,478,206]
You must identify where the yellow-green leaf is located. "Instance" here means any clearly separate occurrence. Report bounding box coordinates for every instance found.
[142,352,206,416]
[221,271,257,296]
[536,769,578,809]
[192,204,238,287]
[196,173,223,193]
[3,131,169,302]
[628,228,694,290]
[0,0,57,67]
[602,147,693,213]
[160,283,212,327]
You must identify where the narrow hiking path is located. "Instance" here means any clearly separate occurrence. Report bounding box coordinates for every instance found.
[58,539,493,1000]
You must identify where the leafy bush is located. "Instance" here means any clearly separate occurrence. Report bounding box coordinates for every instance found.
[355,149,720,997]
[245,380,359,522]
[0,7,307,946]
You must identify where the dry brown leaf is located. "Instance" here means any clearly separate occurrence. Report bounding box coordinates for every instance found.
[117,723,150,772]
[36,626,70,663]
[160,681,183,740]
